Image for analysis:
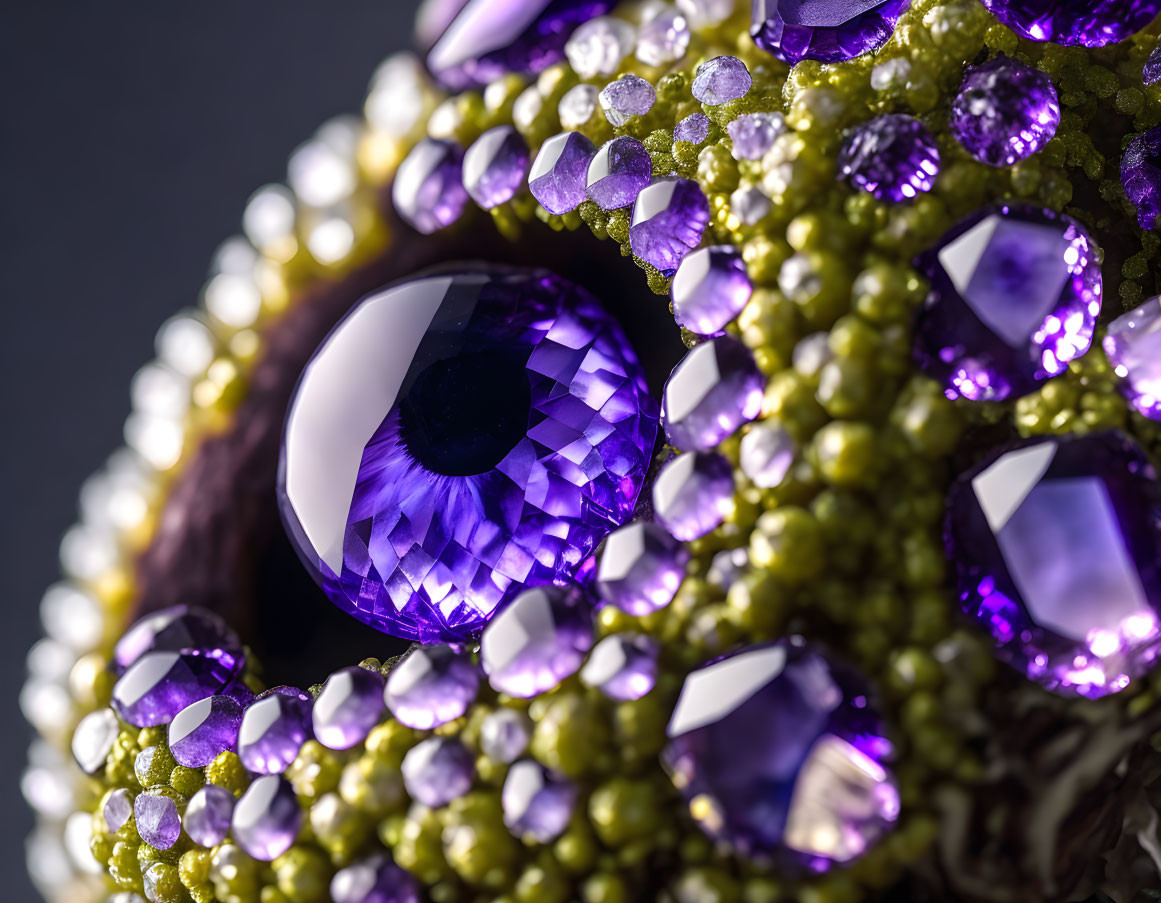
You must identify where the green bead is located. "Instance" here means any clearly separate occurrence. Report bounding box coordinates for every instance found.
[748,507,825,584]
[698,144,741,193]
[364,719,420,767]
[672,867,741,903]
[206,751,249,796]
[143,862,184,903]
[811,421,877,488]
[339,754,404,816]
[725,568,789,637]
[886,648,944,696]
[273,846,330,903]
[287,740,343,800]
[553,820,599,874]
[582,872,629,903]
[170,765,205,797]
[530,694,610,778]
[588,777,663,846]
[817,357,881,419]
[136,743,177,788]
[393,805,451,885]
[780,251,852,330]
[441,792,518,887]
[180,849,212,890]
[611,693,669,765]
[210,843,261,902]
[109,840,144,891]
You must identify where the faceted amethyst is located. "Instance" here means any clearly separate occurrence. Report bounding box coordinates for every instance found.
[112,651,241,728]
[392,138,469,235]
[674,113,710,145]
[663,638,900,864]
[1146,43,1161,86]
[946,432,1161,697]
[662,336,765,451]
[168,695,243,768]
[912,204,1102,402]
[977,0,1160,47]
[838,114,940,202]
[579,633,659,700]
[427,0,616,90]
[232,775,302,861]
[400,737,475,807]
[1122,126,1161,230]
[501,760,576,842]
[528,131,596,215]
[586,137,652,210]
[599,75,656,127]
[596,521,689,616]
[72,708,118,776]
[692,56,752,106]
[134,791,181,850]
[728,112,787,161]
[104,788,134,833]
[383,645,479,730]
[331,856,421,903]
[236,690,313,774]
[1104,296,1161,421]
[463,126,530,209]
[184,785,235,848]
[751,0,912,65]
[312,667,386,750]
[480,709,531,763]
[278,268,656,643]
[630,178,710,272]
[653,451,734,541]
[114,605,242,673]
[480,585,593,697]
[950,56,1060,168]
[672,246,752,336]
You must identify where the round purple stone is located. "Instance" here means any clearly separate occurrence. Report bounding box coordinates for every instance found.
[1122,126,1161,230]
[947,432,1161,698]
[232,775,302,861]
[674,113,710,146]
[168,695,243,768]
[629,177,711,273]
[501,759,576,842]
[331,856,421,903]
[111,650,241,728]
[653,451,735,541]
[383,644,479,730]
[692,56,752,106]
[134,791,182,850]
[596,521,689,616]
[103,788,134,833]
[662,335,766,451]
[392,138,469,235]
[114,605,242,673]
[528,131,596,215]
[586,137,652,210]
[236,689,313,775]
[184,785,235,848]
[977,0,1160,47]
[752,0,912,65]
[463,125,530,210]
[671,246,753,336]
[663,638,900,865]
[912,203,1102,402]
[278,268,657,643]
[579,633,659,700]
[401,736,475,808]
[950,56,1060,168]
[312,667,386,751]
[838,114,940,202]
[1103,296,1161,421]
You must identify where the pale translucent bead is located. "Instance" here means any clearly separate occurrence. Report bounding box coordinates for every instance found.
[155,315,215,378]
[365,53,431,137]
[243,184,297,251]
[559,84,600,130]
[565,16,635,79]
[40,583,103,652]
[59,523,119,581]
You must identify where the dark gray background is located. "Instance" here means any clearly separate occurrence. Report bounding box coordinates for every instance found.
[0,3,419,898]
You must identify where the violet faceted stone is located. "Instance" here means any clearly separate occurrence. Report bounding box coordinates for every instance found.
[278,268,656,643]
[232,775,302,861]
[672,246,753,336]
[1146,43,1161,86]
[977,0,1160,48]
[72,708,119,776]
[586,137,652,210]
[112,650,241,728]
[463,125,530,209]
[838,114,940,202]
[752,0,912,65]
[401,736,475,807]
[596,521,689,616]
[653,451,735,541]
[662,335,765,451]
[331,856,421,903]
[740,422,796,489]
[674,113,710,145]
[663,638,900,864]
[630,177,711,272]
[501,759,576,842]
[480,585,594,697]
[313,667,386,750]
[728,112,787,161]
[236,690,313,775]
[947,432,1161,697]
[168,695,243,768]
[1104,296,1161,421]
[599,74,656,127]
[184,785,235,848]
[528,131,596,215]
[114,605,242,673]
[104,788,134,833]
[392,138,469,235]
[1123,126,1161,230]
[134,791,181,850]
[950,56,1060,168]
[692,56,752,106]
[480,708,532,763]
[912,203,1102,402]
[384,644,479,730]
[580,633,659,700]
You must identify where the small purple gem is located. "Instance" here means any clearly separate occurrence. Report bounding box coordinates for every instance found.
[392,138,469,235]
[331,856,421,903]
[1104,296,1161,421]
[672,246,753,336]
[72,708,118,776]
[636,5,691,66]
[752,0,912,65]
[653,451,734,541]
[168,695,243,768]
[480,585,593,698]
[727,112,787,160]
[596,521,689,616]
[401,736,475,808]
[463,125,531,209]
[630,177,710,272]
[579,633,659,700]
[528,131,596,215]
[977,0,1160,48]
[134,791,181,850]
[480,709,531,763]
[1123,126,1161,230]
[838,114,940,202]
[673,113,710,145]
[104,788,134,833]
[112,650,241,728]
[912,203,1102,402]
[946,432,1161,697]
[114,605,242,673]
[232,775,302,861]
[598,74,656,127]
[586,137,652,209]
[692,56,752,106]
[662,336,765,451]
[312,667,386,751]
[237,690,313,775]
[502,759,576,842]
[184,785,235,848]
[1145,43,1161,86]
[950,56,1060,168]
[740,422,796,489]
[384,645,479,730]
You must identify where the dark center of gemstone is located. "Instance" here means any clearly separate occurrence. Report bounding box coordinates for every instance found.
[398,347,532,476]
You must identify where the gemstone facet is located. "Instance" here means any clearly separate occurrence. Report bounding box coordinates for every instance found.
[629,177,711,272]
[184,785,235,848]
[751,0,912,65]
[692,56,752,106]
[727,112,787,160]
[1103,296,1161,421]
[580,633,659,700]
[674,113,711,145]
[401,737,475,808]
[236,690,313,775]
[976,0,1160,48]
[501,760,576,842]
[331,856,421,903]
[838,114,940,202]
[653,451,735,541]
[596,521,689,616]
[384,645,480,730]
[168,695,243,768]
[112,651,241,728]
[232,775,303,861]
[599,75,656,127]
[672,246,752,336]
[312,667,386,750]
[528,131,596,215]
[662,335,765,450]
[392,138,469,234]
[950,56,1060,168]
[134,792,182,850]
[1122,126,1161,230]
[463,125,530,209]
[114,606,242,673]
[480,709,532,763]
[586,137,652,209]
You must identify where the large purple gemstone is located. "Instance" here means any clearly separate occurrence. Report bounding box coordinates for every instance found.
[662,638,900,866]
[946,432,1161,698]
[232,775,302,861]
[1103,297,1161,421]
[1122,126,1161,231]
[912,204,1101,402]
[278,268,657,643]
[114,605,242,674]
[751,0,912,65]
[111,651,241,728]
[977,0,1160,47]
[837,114,940,203]
[950,56,1060,168]
[629,178,710,273]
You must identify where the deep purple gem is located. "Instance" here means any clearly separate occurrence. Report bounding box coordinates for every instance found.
[663,638,900,864]
[480,585,593,697]
[134,791,181,850]
[236,690,313,774]
[392,138,469,235]
[586,137,652,210]
[672,246,753,336]
[72,708,118,776]
[950,56,1060,168]
[401,736,475,807]
[692,56,752,106]
[384,645,479,730]
[168,695,243,768]
[728,112,786,160]
[114,605,242,673]
[662,335,765,451]
[104,788,134,833]
[1146,43,1161,86]
[112,650,241,728]
[596,521,689,616]
[977,0,1160,47]
[312,666,386,750]
[501,759,576,842]
[427,0,616,90]
[653,451,734,541]
[674,113,710,145]
[946,432,1161,697]
[1123,126,1161,230]
[630,177,710,272]
[912,203,1102,402]
[184,785,235,848]
[838,114,940,202]
[463,125,531,209]
[232,775,302,861]
[579,632,659,700]
[752,0,912,65]
[278,268,657,643]
[1104,296,1161,421]
[331,856,421,903]
[528,131,596,215]
[598,74,656,127]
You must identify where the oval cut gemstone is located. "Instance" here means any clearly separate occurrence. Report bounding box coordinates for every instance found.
[950,56,1060,168]
[663,638,900,865]
[629,177,711,273]
[653,451,734,541]
[401,736,475,807]
[236,690,313,775]
[184,785,235,848]
[751,0,912,65]
[528,131,596,215]
[392,138,469,235]
[976,0,1160,47]
[837,114,940,202]
[501,759,576,842]
[278,268,657,643]
[384,644,479,730]
[312,666,386,750]
[661,335,765,451]
[1103,296,1161,421]
[579,632,659,700]
[596,521,688,616]
[462,125,530,209]
[168,695,243,768]
[946,432,1161,698]
[112,650,241,728]
[331,856,421,903]
[671,246,753,336]
[232,775,302,861]
[586,137,652,210]
[134,791,181,850]
[1122,126,1161,231]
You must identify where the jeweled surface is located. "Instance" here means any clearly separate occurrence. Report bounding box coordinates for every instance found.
[104,788,134,833]
[559,84,600,129]
[662,335,765,450]
[751,0,912,65]
[727,112,787,160]
[662,638,899,864]
[946,432,1161,697]
[565,15,635,78]
[837,114,940,202]
[114,605,242,673]
[596,521,688,616]
[599,75,656,127]
[692,56,752,106]
[331,856,421,903]
[391,138,469,235]
[630,177,711,272]
[312,666,386,750]
[977,0,1160,47]
[740,422,795,488]
[912,204,1101,402]
[586,137,652,209]
[184,785,234,848]
[1104,296,1161,421]
[463,125,530,209]
[501,759,576,842]
[72,708,118,775]
[384,645,479,730]
[236,690,313,775]
[636,5,691,66]
[653,451,735,541]
[278,268,656,643]
[674,113,710,145]
[1123,126,1161,230]
[168,695,243,768]
[950,56,1060,168]
[232,775,302,861]
[528,131,596,215]
[401,736,475,807]
[480,709,532,763]
[1146,43,1161,86]
[112,650,241,728]
[134,791,181,850]
[580,632,659,700]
